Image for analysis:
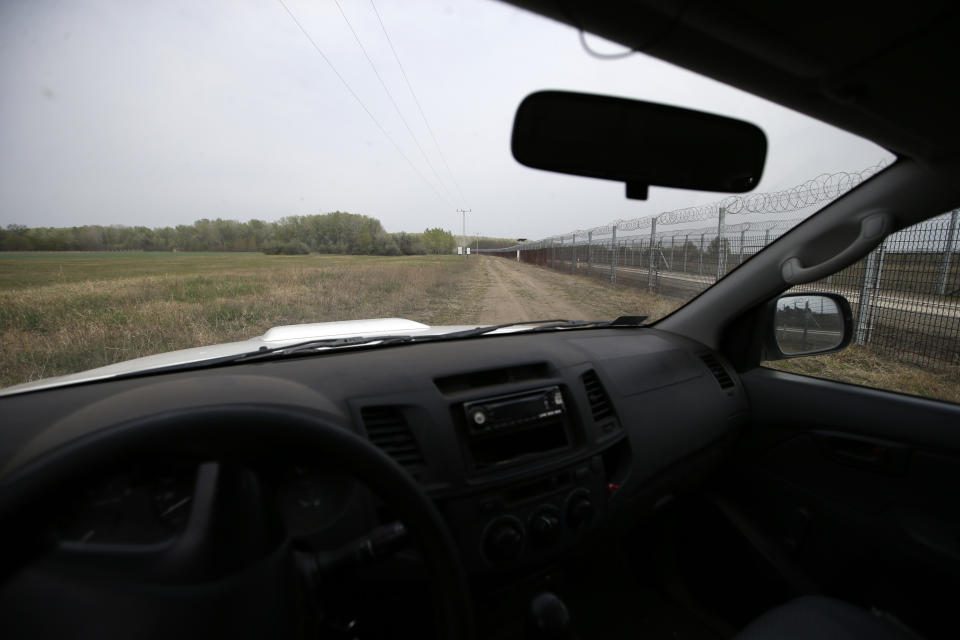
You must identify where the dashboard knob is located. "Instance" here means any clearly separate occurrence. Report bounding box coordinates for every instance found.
[483,517,525,564]
[566,493,595,529]
[529,509,561,547]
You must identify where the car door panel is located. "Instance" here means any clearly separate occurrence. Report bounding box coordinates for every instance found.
[732,367,960,638]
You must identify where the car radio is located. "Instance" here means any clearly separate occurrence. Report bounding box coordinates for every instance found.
[463,385,565,434]
[460,386,572,471]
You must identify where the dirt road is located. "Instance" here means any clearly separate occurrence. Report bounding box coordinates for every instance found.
[475,256,594,324]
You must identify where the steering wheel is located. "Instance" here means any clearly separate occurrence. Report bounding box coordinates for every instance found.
[0,404,474,639]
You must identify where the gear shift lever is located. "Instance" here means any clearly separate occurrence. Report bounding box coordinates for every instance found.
[527,592,572,639]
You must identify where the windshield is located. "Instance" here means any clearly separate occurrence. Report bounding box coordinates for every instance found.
[0,0,893,389]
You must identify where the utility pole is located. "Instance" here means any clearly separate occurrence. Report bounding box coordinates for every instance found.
[457,209,471,258]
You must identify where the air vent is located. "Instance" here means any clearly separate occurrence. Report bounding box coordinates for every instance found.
[361,406,426,479]
[700,353,735,391]
[581,370,615,422]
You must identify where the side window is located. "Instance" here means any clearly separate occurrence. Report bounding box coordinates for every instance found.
[763,210,960,404]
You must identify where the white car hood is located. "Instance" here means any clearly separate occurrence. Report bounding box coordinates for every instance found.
[0,318,531,397]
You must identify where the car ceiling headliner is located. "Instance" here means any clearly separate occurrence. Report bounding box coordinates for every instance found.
[501,0,960,167]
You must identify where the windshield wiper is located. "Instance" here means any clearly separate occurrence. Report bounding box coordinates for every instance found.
[109,334,419,379]
[233,318,651,364]
[431,318,574,340]
[234,334,417,362]
[112,318,651,381]
[426,316,650,341]
[246,321,584,361]
[528,315,647,331]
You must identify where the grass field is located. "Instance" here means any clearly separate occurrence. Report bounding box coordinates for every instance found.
[0,252,485,388]
[2,251,957,404]
[766,346,960,404]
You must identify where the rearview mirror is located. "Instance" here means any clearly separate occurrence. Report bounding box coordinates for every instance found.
[511,91,767,200]
[764,293,853,359]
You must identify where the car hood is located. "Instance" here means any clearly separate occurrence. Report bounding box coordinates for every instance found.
[0,318,532,398]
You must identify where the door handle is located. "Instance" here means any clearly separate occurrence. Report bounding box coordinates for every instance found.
[813,432,911,474]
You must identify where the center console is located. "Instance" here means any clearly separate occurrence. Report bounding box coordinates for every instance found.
[439,381,629,574]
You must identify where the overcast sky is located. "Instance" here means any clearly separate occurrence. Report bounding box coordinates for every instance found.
[0,0,891,240]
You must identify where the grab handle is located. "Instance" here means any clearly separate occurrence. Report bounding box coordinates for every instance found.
[781,213,890,284]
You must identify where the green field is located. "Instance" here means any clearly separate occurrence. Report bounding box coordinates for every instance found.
[2,251,957,404]
[0,252,484,388]
[0,252,398,289]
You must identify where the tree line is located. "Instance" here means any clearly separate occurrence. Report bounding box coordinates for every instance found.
[0,212,497,256]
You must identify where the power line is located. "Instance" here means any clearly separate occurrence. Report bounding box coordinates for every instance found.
[333,0,457,206]
[369,0,468,206]
[275,0,453,208]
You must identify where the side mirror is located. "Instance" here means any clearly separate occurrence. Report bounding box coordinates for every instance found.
[763,293,853,360]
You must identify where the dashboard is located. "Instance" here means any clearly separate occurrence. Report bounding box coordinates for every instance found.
[0,327,747,583]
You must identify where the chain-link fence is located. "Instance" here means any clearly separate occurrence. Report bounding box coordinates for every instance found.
[793,212,959,369]
[484,166,960,370]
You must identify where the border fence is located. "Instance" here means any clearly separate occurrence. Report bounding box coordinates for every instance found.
[484,165,960,370]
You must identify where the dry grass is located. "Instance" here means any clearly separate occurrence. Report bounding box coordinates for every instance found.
[527,266,680,322]
[3,252,957,406]
[766,345,960,404]
[0,252,481,388]
[560,279,679,322]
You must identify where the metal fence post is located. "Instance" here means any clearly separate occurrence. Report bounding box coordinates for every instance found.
[570,233,576,274]
[764,228,770,248]
[739,226,747,264]
[610,225,618,284]
[855,245,881,344]
[669,235,675,270]
[587,231,593,277]
[648,217,657,289]
[716,206,727,281]
[682,234,688,273]
[698,233,705,276]
[867,239,887,341]
[938,209,959,295]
